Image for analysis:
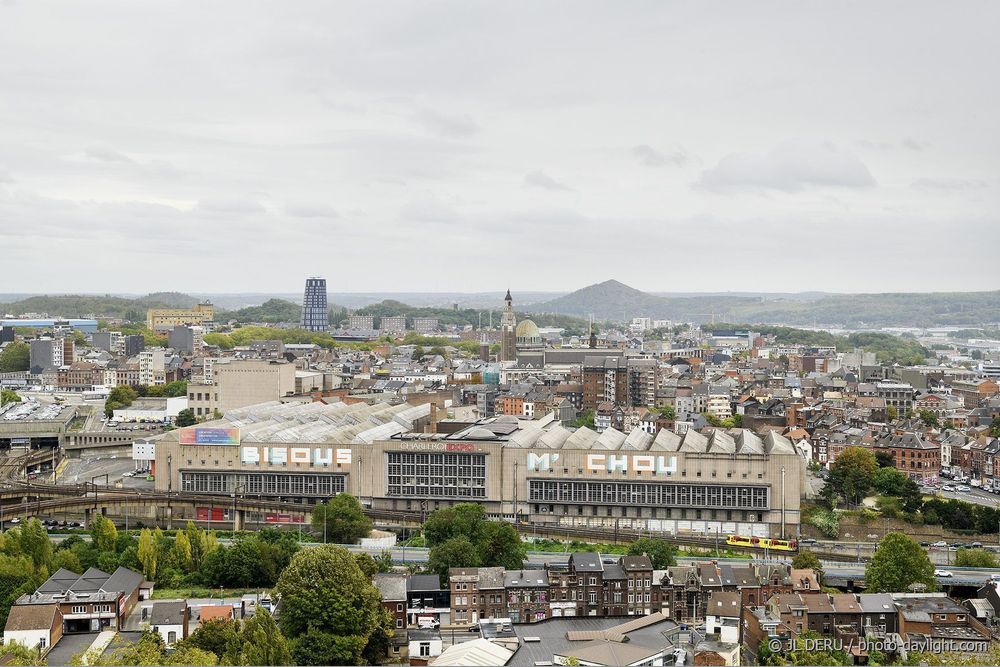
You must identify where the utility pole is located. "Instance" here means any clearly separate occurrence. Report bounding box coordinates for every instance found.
[780,466,786,539]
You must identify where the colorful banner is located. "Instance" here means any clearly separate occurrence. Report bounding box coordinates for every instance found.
[179,427,240,445]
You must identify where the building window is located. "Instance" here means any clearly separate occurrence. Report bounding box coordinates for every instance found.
[72,605,86,614]
[387,452,487,499]
[180,471,345,497]
[527,479,769,509]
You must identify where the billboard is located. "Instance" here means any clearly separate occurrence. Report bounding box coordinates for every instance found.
[179,427,240,445]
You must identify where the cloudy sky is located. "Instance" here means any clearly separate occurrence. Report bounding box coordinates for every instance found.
[1,1,997,295]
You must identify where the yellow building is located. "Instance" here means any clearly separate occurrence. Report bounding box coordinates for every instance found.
[146,303,215,331]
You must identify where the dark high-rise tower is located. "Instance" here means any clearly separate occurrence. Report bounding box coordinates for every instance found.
[300,277,328,331]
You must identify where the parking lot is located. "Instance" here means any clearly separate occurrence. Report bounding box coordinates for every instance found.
[60,455,154,490]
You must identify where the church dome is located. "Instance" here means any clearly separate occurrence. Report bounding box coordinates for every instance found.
[515,319,540,340]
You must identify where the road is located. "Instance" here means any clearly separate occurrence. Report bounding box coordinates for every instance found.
[938,487,1000,508]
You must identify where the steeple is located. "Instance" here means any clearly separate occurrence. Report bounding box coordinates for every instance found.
[500,290,517,362]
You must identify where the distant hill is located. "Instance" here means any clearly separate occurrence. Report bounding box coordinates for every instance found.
[526,280,1000,327]
[219,298,303,324]
[0,293,202,320]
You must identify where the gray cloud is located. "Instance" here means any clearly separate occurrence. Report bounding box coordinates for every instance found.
[0,1,997,292]
[911,177,988,191]
[399,193,459,224]
[632,144,688,168]
[196,198,266,215]
[84,146,133,163]
[284,202,338,218]
[699,142,876,192]
[410,109,479,138]
[524,170,573,191]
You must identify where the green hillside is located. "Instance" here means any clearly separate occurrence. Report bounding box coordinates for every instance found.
[527,280,1000,327]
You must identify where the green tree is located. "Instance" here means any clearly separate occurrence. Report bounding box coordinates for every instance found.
[16,519,53,569]
[138,529,157,581]
[627,537,678,569]
[656,405,676,420]
[791,550,824,580]
[173,532,193,572]
[0,555,41,629]
[886,405,898,421]
[0,389,21,406]
[829,446,878,505]
[917,410,939,427]
[275,545,385,666]
[373,550,394,573]
[234,608,292,666]
[865,532,937,593]
[422,503,487,547]
[0,342,30,373]
[175,408,196,427]
[990,416,1000,439]
[104,385,138,418]
[182,618,239,661]
[0,640,46,666]
[311,494,372,544]
[476,521,527,571]
[184,521,207,570]
[427,536,481,582]
[90,515,118,553]
[292,627,367,667]
[354,552,378,578]
[573,409,595,429]
[955,548,998,568]
[163,380,188,397]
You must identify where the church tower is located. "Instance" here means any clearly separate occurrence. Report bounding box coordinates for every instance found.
[500,289,517,362]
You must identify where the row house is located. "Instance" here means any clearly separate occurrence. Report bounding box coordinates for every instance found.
[449,567,505,625]
[873,432,941,482]
[56,362,105,392]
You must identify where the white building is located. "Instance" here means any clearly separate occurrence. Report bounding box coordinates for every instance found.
[113,396,187,423]
[138,348,166,386]
[705,592,742,644]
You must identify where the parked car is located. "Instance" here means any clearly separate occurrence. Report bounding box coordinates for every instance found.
[958,485,972,492]
[935,570,954,577]
[932,541,948,547]
[971,542,983,548]
[919,541,930,547]
[943,485,956,492]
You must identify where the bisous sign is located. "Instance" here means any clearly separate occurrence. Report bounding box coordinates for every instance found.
[240,446,352,466]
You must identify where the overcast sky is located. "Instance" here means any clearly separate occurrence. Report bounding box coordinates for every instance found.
[1,1,998,295]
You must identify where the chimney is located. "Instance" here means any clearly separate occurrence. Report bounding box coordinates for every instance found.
[428,402,438,434]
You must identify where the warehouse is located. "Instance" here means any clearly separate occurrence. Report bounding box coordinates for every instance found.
[152,400,805,538]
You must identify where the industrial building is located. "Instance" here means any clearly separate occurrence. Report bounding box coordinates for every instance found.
[145,303,214,332]
[152,399,805,538]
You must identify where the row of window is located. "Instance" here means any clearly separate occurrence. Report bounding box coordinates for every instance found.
[386,452,487,498]
[180,471,346,496]
[70,604,112,614]
[527,480,769,509]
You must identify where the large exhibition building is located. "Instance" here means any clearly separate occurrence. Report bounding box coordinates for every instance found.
[152,399,806,538]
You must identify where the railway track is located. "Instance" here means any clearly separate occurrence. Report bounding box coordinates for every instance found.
[0,478,865,561]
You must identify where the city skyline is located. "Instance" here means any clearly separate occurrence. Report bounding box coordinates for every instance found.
[1,1,998,294]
